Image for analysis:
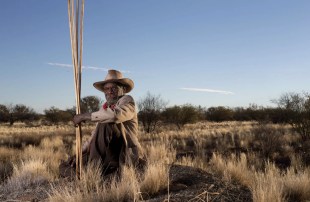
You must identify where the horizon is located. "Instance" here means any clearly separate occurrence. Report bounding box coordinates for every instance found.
[1,1,309,113]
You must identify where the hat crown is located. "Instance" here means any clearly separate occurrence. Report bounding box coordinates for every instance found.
[105,70,123,81]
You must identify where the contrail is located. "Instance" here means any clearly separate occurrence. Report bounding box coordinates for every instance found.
[47,63,109,71]
[180,87,234,95]
[47,63,130,73]
[47,63,72,68]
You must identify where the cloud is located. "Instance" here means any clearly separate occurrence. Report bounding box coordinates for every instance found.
[47,63,72,68]
[47,62,109,71]
[83,66,110,71]
[180,87,234,95]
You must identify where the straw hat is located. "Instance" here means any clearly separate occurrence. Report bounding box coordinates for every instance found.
[93,69,134,93]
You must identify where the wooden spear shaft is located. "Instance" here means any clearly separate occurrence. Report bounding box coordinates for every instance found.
[68,0,84,179]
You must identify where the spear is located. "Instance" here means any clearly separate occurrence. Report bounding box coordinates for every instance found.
[68,0,84,179]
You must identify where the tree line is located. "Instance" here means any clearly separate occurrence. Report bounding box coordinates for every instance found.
[137,92,310,140]
[0,96,102,126]
[1,92,309,139]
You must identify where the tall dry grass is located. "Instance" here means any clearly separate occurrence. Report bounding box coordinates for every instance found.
[0,123,93,183]
[140,143,172,195]
[209,152,310,202]
[251,162,284,202]
[1,121,310,201]
[210,153,253,187]
[49,143,172,201]
[282,167,310,201]
[2,158,53,193]
[49,163,141,202]
[14,136,68,179]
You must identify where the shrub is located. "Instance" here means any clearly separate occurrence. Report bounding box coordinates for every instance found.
[273,92,310,140]
[162,104,200,129]
[206,106,234,122]
[137,92,167,133]
[44,107,72,125]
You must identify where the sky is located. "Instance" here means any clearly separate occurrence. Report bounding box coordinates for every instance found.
[1,1,309,113]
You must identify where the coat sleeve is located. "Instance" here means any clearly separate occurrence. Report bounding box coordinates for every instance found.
[90,95,136,123]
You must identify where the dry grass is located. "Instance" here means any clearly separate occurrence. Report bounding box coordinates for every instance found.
[21,136,67,178]
[282,167,310,201]
[250,162,284,202]
[209,153,284,201]
[210,153,253,187]
[140,160,168,195]
[1,121,310,201]
[2,158,53,193]
[0,147,21,162]
[0,122,94,136]
[49,161,168,201]
[49,143,171,201]
[209,153,310,202]
[49,163,140,202]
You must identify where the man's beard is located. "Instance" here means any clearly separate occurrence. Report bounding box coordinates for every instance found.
[105,93,122,105]
[105,87,124,105]
[106,96,118,105]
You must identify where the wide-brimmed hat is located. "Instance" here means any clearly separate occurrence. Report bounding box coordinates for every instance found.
[93,69,134,93]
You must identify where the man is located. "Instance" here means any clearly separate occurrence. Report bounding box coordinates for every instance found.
[60,69,146,178]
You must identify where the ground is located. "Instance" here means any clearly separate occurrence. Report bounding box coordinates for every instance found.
[146,164,252,202]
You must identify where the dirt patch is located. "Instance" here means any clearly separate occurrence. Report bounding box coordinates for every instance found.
[146,164,252,202]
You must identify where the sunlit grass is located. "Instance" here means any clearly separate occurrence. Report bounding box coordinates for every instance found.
[1,121,309,201]
[2,158,53,193]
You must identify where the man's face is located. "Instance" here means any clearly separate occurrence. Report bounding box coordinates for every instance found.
[103,82,123,104]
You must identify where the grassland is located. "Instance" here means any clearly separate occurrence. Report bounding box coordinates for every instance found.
[0,121,309,201]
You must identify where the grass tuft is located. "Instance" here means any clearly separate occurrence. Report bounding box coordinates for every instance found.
[2,158,53,193]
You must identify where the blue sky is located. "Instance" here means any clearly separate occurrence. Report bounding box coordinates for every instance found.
[1,1,309,113]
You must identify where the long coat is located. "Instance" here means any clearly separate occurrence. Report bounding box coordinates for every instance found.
[86,95,145,174]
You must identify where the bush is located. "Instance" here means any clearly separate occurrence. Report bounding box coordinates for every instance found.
[137,92,167,133]
[162,104,200,129]
[273,92,310,140]
[44,107,72,125]
[206,106,234,122]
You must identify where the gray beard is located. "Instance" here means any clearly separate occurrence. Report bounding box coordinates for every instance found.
[105,88,124,105]
[106,97,118,105]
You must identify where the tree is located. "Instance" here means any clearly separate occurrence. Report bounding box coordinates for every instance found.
[6,104,15,125]
[137,92,167,133]
[81,96,102,113]
[66,106,77,117]
[1,104,39,125]
[273,92,310,140]
[44,106,72,125]
[0,104,9,123]
[233,107,251,121]
[206,106,234,122]
[13,104,38,124]
[162,104,200,129]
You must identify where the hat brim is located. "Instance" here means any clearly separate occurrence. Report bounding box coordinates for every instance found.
[93,78,134,93]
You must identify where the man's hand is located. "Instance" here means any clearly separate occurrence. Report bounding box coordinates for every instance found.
[73,113,91,126]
